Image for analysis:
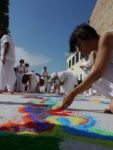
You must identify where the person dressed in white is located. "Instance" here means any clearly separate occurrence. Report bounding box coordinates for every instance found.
[22,72,44,93]
[80,54,95,96]
[50,71,78,94]
[47,77,53,93]
[24,63,29,73]
[80,56,92,80]
[16,59,25,92]
[93,51,113,99]
[0,27,16,94]
[50,78,61,94]
[41,66,48,92]
[62,23,113,114]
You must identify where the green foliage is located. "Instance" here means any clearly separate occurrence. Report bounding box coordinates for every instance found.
[0,131,61,150]
[0,0,9,33]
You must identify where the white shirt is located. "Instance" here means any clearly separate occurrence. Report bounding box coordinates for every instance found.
[41,70,48,77]
[24,67,29,73]
[26,72,39,92]
[57,71,78,93]
[17,65,25,74]
[1,34,15,61]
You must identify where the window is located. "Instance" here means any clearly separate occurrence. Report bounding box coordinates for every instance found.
[80,52,84,60]
[76,52,79,63]
[69,59,71,68]
[72,56,75,65]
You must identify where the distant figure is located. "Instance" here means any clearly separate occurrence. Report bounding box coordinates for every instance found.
[0,27,16,94]
[62,23,113,114]
[41,66,48,92]
[22,72,44,93]
[16,59,25,92]
[50,78,61,94]
[50,71,78,94]
[24,63,29,73]
[47,77,53,93]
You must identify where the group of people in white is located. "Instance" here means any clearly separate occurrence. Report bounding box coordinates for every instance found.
[0,27,78,94]
[0,27,43,93]
[0,24,113,113]
[1,22,113,113]
[0,26,96,95]
[16,65,78,95]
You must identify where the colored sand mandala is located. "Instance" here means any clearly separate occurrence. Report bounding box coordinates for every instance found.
[0,95,113,141]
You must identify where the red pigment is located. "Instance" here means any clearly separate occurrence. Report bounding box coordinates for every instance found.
[48,107,72,116]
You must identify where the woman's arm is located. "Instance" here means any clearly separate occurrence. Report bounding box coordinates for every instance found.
[62,32,113,109]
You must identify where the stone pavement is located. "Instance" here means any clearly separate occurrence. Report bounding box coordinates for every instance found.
[0,93,113,150]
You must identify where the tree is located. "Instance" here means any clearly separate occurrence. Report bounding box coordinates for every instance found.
[0,0,9,33]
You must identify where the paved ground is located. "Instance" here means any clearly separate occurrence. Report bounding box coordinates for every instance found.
[0,93,113,150]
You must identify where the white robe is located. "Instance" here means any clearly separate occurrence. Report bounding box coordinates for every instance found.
[41,70,48,92]
[27,72,39,92]
[0,60,16,91]
[93,50,113,98]
[81,58,92,80]
[57,71,78,93]
[16,65,25,92]
[0,35,16,91]
[81,58,94,96]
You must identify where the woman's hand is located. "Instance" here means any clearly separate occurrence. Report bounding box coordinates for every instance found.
[61,90,76,109]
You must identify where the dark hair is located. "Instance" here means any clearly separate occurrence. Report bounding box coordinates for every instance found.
[14,67,17,72]
[22,74,29,84]
[25,63,29,67]
[0,27,8,34]
[69,23,99,52]
[39,78,44,86]
[44,66,47,69]
[19,59,24,64]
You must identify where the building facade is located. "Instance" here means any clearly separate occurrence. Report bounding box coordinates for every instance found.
[89,0,113,33]
[66,52,84,82]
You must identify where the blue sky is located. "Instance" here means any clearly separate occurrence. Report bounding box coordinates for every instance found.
[9,0,96,75]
